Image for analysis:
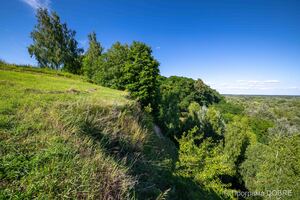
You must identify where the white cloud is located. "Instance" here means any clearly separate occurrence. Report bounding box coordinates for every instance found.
[285,86,300,90]
[155,46,161,50]
[207,79,298,94]
[207,78,299,94]
[226,80,280,89]
[236,80,280,84]
[21,0,50,10]
[263,80,280,83]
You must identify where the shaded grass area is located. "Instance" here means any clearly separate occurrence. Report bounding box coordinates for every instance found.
[0,64,220,199]
[59,102,220,200]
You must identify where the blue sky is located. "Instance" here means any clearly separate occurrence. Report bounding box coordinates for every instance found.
[1,0,300,95]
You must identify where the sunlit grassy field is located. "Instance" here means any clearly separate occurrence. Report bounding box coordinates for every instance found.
[0,65,129,110]
[0,65,136,199]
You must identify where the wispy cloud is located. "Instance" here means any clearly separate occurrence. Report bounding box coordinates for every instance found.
[263,80,280,83]
[21,0,50,10]
[206,79,300,94]
[236,80,280,84]
[231,80,281,89]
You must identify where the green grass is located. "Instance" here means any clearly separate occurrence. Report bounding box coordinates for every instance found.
[0,64,136,199]
[0,64,129,108]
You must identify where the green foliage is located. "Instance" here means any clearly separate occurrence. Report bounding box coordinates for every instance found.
[159,76,196,111]
[186,105,225,140]
[225,95,300,139]
[222,96,300,199]
[94,42,129,89]
[249,117,273,143]
[82,32,103,78]
[158,89,181,137]
[176,109,266,199]
[122,41,160,109]
[240,133,300,199]
[84,40,160,111]
[28,9,83,73]
[213,100,244,122]
[158,76,222,138]
[205,107,226,137]
[194,79,223,106]
[176,127,236,199]
[224,117,256,173]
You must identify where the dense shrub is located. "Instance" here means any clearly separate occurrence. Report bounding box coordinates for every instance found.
[241,133,300,200]
[157,76,222,139]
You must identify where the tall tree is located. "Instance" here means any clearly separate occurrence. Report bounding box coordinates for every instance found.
[123,41,160,109]
[82,32,103,79]
[28,8,83,74]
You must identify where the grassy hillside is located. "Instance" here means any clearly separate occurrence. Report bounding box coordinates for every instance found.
[0,64,133,198]
[1,64,220,199]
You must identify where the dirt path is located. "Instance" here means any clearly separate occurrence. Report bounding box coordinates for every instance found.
[153,124,164,139]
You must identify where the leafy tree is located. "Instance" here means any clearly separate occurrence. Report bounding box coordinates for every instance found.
[158,90,181,137]
[248,117,273,143]
[91,41,159,110]
[205,107,225,138]
[176,95,300,199]
[221,116,256,192]
[240,133,300,199]
[185,105,225,139]
[213,100,244,123]
[157,76,194,137]
[82,32,103,79]
[194,79,223,105]
[94,42,129,89]
[176,127,236,199]
[157,76,222,138]
[159,76,196,111]
[28,9,83,74]
[176,109,262,198]
[123,41,160,109]
[224,116,255,169]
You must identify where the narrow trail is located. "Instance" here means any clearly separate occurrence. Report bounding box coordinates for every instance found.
[153,124,164,139]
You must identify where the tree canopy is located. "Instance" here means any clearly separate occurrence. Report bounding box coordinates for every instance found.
[82,32,103,79]
[28,8,82,74]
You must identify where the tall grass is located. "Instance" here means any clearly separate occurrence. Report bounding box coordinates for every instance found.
[0,64,139,199]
